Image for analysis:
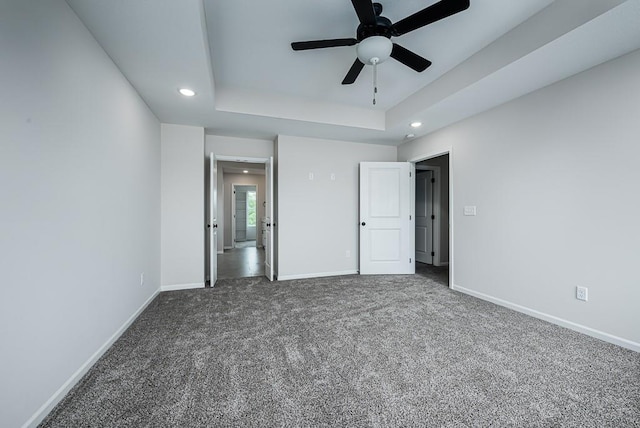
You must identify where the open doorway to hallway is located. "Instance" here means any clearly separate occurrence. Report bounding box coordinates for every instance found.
[232,184,258,249]
[415,153,450,286]
[206,160,267,283]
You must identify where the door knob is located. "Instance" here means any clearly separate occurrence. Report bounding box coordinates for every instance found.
[361,222,366,226]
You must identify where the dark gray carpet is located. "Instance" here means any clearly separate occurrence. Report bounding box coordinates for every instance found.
[41,268,639,427]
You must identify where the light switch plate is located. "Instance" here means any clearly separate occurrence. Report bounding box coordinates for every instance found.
[464,206,477,216]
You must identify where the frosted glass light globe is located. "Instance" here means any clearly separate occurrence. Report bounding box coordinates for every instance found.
[357,36,392,65]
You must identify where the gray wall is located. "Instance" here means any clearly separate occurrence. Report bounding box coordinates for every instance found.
[0,1,161,426]
[160,124,204,288]
[276,136,397,279]
[398,48,640,349]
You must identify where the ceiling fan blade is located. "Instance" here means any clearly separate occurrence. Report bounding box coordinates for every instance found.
[391,0,470,36]
[350,0,377,25]
[291,38,358,51]
[391,44,432,72]
[342,59,365,85]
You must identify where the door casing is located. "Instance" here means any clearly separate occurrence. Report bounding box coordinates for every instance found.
[208,155,275,282]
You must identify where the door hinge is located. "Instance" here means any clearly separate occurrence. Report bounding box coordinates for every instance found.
[431,177,435,183]
[409,258,412,263]
[431,251,435,257]
[409,171,412,178]
[431,215,435,220]
[409,215,412,220]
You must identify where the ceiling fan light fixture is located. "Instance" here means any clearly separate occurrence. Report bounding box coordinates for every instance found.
[356,36,392,65]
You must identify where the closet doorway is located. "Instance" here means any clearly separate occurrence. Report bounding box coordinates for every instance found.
[414,153,450,286]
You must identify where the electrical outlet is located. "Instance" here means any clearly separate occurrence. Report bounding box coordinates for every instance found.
[140,273,145,286]
[576,286,588,301]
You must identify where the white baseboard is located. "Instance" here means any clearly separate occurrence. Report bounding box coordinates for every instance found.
[223,246,233,250]
[22,289,160,428]
[452,284,639,353]
[217,250,224,254]
[160,282,204,292]
[278,270,358,281]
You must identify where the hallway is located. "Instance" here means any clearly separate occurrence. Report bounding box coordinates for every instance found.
[217,246,265,280]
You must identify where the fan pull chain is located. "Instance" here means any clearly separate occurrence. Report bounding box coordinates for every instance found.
[373,61,378,105]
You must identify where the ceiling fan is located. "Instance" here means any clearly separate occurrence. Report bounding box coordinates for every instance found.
[291,0,470,85]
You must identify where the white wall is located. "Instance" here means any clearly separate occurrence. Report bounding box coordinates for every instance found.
[276,135,397,280]
[205,134,274,158]
[0,1,161,427]
[398,48,640,350]
[223,174,266,248]
[161,124,204,289]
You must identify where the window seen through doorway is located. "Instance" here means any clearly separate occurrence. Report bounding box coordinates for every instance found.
[247,191,256,227]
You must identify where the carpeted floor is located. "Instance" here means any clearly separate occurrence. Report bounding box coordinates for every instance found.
[41,268,639,427]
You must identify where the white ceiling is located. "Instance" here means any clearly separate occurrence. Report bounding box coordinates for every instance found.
[66,0,640,145]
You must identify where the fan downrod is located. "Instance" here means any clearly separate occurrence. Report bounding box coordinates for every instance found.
[357,4,392,41]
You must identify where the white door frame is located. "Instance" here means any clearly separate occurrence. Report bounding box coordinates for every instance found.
[415,165,442,266]
[216,155,268,250]
[408,148,453,288]
[212,155,274,280]
[264,156,274,281]
[230,183,237,248]
[208,153,218,287]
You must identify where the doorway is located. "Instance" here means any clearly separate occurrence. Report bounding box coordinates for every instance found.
[205,156,274,285]
[231,184,258,249]
[414,153,450,286]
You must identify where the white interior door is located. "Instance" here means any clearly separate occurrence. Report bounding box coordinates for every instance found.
[230,185,236,247]
[208,153,218,287]
[416,170,434,264]
[359,162,414,275]
[264,156,274,281]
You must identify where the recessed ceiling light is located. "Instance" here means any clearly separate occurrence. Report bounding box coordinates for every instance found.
[178,88,196,97]
[405,133,415,139]
[410,121,422,128]
[243,170,248,174]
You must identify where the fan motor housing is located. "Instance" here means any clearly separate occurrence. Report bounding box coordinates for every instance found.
[357,15,393,41]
